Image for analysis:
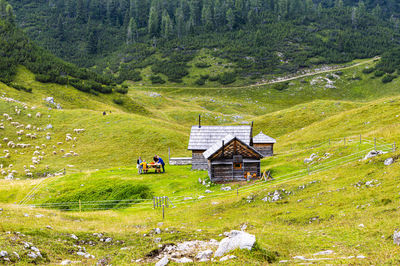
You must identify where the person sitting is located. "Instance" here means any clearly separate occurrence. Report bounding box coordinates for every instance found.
[140,160,148,174]
[137,156,143,174]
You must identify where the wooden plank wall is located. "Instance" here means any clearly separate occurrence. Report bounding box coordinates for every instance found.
[192,150,208,170]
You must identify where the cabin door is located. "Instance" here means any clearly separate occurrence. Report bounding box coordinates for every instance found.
[232,155,244,179]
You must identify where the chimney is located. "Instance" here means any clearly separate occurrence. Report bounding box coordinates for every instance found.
[222,140,225,158]
[199,114,201,128]
[250,121,254,146]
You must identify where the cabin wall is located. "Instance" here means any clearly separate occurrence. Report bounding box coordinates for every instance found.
[192,150,208,170]
[211,163,233,182]
[253,143,274,157]
[244,162,260,177]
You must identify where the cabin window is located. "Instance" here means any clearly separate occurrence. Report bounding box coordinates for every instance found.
[233,163,242,169]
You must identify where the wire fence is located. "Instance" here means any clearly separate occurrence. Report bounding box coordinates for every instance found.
[20,136,396,212]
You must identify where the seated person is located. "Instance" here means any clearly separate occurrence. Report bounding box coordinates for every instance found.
[140,160,148,173]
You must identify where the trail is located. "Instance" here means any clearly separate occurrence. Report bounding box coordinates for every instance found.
[249,57,379,87]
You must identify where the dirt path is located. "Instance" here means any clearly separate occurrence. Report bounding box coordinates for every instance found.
[249,57,379,87]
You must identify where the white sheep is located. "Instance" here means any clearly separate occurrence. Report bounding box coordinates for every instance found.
[60,149,64,153]
[3,138,9,142]
[53,151,57,155]
[57,142,63,145]
[33,151,40,155]
[26,173,33,177]
[25,124,31,130]
[27,113,31,118]
[36,112,41,118]
[5,153,10,158]
[1,170,7,176]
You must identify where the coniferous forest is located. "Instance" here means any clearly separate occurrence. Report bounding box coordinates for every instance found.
[3,0,400,86]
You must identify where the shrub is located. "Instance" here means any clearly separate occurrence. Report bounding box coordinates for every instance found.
[113,98,124,105]
[374,70,385,77]
[209,75,219,82]
[272,82,289,91]
[195,62,211,68]
[9,83,32,93]
[382,74,396,83]
[150,75,165,84]
[218,72,236,85]
[35,74,53,83]
[195,78,205,85]
[362,67,375,74]
[200,74,209,80]
[115,86,128,94]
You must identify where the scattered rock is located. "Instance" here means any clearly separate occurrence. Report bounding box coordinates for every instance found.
[364,150,383,160]
[173,257,193,263]
[358,224,365,228]
[0,251,8,257]
[221,186,231,191]
[384,158,394,166]
[70,234,78,240]
[214,230,256,257]
[61,260,72,265]
[393,229,400,245]
[155,256,169,266]
[205,190,213,193]
[195,249,213,262]
[219,255,236,262]
[155,228,161,234]
[313,250,334,256]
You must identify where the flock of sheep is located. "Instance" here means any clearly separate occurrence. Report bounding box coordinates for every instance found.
[0,96,85,180]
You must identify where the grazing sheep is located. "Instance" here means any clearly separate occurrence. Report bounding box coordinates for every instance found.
[7,117,12,121]
[41,144,46,148]
[8,164,13,168]
[25,124,31,130]
[36,112,41,118]
[5,153,10,158]
[66,135,72,141]
[57,142,63,145]
[41,151,45,155]
[16,130,24,135]
[60,149,64,153]
[27,113,31,118]
[3,138,9,142]
[53,151,57,155]
[7,141,15,148]
[73,137,77,141]
[38,155,43,160]
[33,151,40,155]
[64,153,72,157]
[73,129,85,134]
[52,145,56,149]
[1,171,7,176]
[17,137,21,141]
[26,172,33,177]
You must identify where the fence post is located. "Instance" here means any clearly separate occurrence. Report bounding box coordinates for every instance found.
[374,138,377,150]
[394,142,396,152]
[162,204,165,220]
[168,148,171,163]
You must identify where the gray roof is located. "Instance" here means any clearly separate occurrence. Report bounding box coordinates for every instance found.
[203,134,235,159]
[203,134,263,159]
[253,131,276,144]
[188,125,252,150]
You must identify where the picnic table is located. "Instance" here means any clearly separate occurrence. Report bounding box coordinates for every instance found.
[147,163,162,173]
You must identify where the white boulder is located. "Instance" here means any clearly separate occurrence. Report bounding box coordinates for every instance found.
[214,230,256,257]
[155,256,169,266]
[195,249,213,262]
[384,158,394,166]
[364,150,383,160]
[394,229,400,245]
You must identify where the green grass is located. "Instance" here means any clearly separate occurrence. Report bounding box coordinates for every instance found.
[2,57,400,264]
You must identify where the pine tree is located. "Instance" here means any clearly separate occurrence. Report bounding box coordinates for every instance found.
[148,5,159,36]
[126,17,137,44]
[201,4,213,30]
[87,32,98,54]
[226,8,235,30]
[56,14,65,41]
[161,10,173,38]
[175,6,185,38]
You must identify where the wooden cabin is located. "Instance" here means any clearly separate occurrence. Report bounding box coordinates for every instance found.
[203,135,264,182]
[253,131,276,157]
[188,125,252,170]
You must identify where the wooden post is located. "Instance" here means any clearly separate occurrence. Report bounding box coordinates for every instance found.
[79,199,81,212]
[168,148,171,163]
[374,138,377,150]
[165,197,169,208]
[162,204,165,220]
[394,142,396,152]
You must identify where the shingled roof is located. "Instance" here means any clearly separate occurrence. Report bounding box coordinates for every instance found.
[188,125,252,150]
[203,134,263,160]
[253,131,276,144]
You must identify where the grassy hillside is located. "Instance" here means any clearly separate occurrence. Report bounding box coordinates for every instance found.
[1,57,400,264]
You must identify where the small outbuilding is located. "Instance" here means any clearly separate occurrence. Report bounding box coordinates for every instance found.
[253,131,276,157]
[203,134,264,182]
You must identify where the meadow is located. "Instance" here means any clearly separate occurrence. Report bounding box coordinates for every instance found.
[1,57,400,264]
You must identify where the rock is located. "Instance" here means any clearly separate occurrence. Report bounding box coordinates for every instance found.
[154,238,162,243]
[12,252,20,260]
[46,124,53,129]
[70,234,78,240]
[61,260,72,265]
[27,252,38,259]
[221,186,231,191]
[195,250,213,261]
[358,224,365,228]
[384,158,394,166]
[205,190,213,193]
[356,255,366,259]
[198,196,205,199]
[46,225,53,230]
[363,150,383,160]
[173,257,193,263]
[0,251,8,257]
[155,228,161,234]
[313,250,334,256]
[184,197,193,200]
[219,255,236,262]
[77,252,86,256]
[155,256,169,266]
[214,230,256,257]
[31,247,40,252]
[104,237,112,243]
[393,229,400,245]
